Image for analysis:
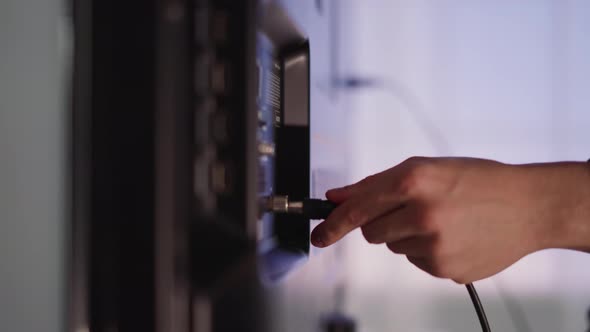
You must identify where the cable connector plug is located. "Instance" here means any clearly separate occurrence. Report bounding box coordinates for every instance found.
[263,195,337,220]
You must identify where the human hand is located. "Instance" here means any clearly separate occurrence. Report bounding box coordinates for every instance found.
[310,157,590,283]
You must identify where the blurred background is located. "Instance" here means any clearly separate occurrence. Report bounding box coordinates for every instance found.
[336,1,590,332]
[1,0,589,331]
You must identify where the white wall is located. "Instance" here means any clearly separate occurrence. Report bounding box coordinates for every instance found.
[0,1,67,331]
[336,1,590,331]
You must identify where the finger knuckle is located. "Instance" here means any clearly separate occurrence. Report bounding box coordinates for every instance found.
[344,208,362,227]
[359,174,376,186]
[397,175,417,198]
[398,164,432,197]
[361,226,379,244]
[415,209,441,233]
[404,156,427,165]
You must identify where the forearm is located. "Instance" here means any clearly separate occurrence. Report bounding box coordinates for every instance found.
[521,162,590,252]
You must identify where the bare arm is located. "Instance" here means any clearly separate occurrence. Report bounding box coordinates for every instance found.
[310,157,590,283]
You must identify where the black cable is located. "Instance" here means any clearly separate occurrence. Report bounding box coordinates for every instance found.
[466,283,491,332]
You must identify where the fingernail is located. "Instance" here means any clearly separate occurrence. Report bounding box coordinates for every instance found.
[311,232,325,248]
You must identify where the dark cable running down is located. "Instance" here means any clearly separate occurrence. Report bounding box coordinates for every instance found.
[466,283,491,332]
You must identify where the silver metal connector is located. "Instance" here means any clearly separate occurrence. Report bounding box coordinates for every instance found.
[262,195,304,214]
[269,195,288,213]
[286,200,303,213]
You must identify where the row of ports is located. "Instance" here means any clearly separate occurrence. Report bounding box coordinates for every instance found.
[192,6,230,211]
[192,5,278,218]
[194,54,230,96]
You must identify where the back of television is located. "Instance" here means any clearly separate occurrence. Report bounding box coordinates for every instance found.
[71,0,353,331]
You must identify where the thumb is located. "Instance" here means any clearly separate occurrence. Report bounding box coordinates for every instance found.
[325,186,354,203]
[326,171,387,203]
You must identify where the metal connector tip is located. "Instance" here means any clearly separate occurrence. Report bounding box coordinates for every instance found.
[270,195,289,213]
[286,200,303,213]
[262,195,304,214]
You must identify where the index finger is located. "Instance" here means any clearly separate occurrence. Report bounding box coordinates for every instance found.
[311,185,405,247]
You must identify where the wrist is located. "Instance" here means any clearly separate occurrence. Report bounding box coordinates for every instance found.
[519,162,590,252]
